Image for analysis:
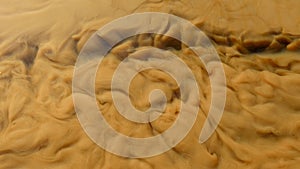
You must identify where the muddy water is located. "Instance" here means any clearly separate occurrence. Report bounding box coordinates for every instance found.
[0,0,299,169]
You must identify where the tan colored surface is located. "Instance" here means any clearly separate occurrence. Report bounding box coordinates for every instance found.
[0,0,300,168]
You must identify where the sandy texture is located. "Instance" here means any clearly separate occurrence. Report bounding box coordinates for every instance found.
[0,0,300,169]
